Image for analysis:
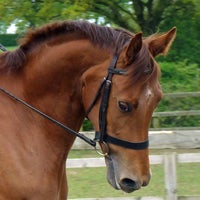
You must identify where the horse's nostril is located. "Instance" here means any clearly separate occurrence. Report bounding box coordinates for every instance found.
[119,178,140,193]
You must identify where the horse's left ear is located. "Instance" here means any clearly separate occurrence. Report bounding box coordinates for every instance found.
[147,27,177,57]
[125,32,143,65]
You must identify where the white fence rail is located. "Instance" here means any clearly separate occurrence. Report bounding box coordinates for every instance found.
[67,153,200,200]
[152,91,200,129]
[72,130,200,150]
[66,153,200,168]
[163,92,200,98]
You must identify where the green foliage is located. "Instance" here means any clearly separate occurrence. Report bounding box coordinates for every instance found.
[159,61,199,93]
[158,0,200,65]
[82,119,94,131]
[152,61,200,128]
[1,0,200,65]
[0,34,19,46]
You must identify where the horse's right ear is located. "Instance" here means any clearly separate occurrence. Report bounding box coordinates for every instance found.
[124,32,143,66]
[147,27,177,57]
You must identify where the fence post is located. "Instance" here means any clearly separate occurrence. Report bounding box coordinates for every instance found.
[164,152,177,200]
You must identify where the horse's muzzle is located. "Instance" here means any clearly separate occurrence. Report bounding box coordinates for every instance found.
[105,155,151,193]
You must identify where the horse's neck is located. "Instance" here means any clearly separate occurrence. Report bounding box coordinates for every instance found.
[0,40,111,188]
[22,40,110,131]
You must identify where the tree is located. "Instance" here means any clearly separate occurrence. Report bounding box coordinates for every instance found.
[0,0,195,35]
[85,0,175,34]
[0,22,7,34]
[158,0,200,65]
[1,0,200,64]
[0,0,65,32]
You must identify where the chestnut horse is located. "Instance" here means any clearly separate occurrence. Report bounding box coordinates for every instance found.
[0,21,176,199]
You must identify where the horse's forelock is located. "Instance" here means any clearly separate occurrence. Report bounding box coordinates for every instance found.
[126,43,158,86]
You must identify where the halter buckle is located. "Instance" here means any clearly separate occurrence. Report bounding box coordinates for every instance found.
[94,141,109,157]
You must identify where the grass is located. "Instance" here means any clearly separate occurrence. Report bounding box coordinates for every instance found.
[67,149,200,199]
[177,163,200,195]
[68,149,200,158]
[67,165,165,199]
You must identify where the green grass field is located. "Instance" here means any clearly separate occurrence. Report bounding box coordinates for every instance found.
[67,149,200,199]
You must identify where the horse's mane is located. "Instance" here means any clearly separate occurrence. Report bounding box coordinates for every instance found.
[0,20,157,83]
[20,21,132,53]
[0,21,132,72]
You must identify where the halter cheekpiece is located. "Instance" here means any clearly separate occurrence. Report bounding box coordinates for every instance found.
[87,54,149,152]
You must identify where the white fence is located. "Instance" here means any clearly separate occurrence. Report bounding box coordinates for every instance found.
[70,129,200,199]
[67,153,200,200]
[72,130,200,150]
[153,92,200,118]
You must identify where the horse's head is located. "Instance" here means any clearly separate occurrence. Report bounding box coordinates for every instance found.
[82,27,176,193]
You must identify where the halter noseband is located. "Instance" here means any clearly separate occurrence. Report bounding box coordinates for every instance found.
[86,54,149,152]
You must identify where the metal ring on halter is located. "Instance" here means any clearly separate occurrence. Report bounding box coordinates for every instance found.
[94,141,109,157]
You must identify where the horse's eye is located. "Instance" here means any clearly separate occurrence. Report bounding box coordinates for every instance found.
[118,101,132,112]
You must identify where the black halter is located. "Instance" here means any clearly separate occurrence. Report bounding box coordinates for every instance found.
[0,50,148,153]
[86,54,149,150]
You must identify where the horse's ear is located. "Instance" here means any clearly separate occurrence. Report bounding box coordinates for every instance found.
[125,32,143,65]
[148,27,177,57]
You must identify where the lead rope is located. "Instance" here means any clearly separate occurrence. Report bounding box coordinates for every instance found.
[0,44,108,153]
[0,40,94,145]
[0,87,96,147]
